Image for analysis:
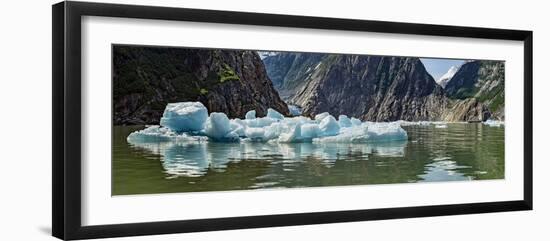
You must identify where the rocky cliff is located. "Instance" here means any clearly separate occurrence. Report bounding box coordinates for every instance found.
[113,46,289,125]
[444,60,505,120]
[262,53,449,121]
[261,52,505,122]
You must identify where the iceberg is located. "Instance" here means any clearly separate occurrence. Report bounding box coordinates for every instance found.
[364,123,408,142]
[245,127,266,140]
[159,102,208,132]
[318,115,340,136]
[338,115,352,128]
[128,102,410,144]
[266,108,285,120]
[204,112,239,141]
[278,124,302,143]
[314,112,330,122]
[245,110,256,120]
[314,123,407,143]
[350,117,362,126]
[484,119,504,127]
[126,125,177,143]
[127,125,206,143]
[300,123,321,139]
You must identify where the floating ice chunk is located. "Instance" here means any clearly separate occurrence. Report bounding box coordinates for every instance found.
[288,105,302,116]
[160,102,208,132]
[435,124,447,128]
[338,115,352,128]
[314,112,330,122]
[350,117,362,126]
[229,119,246,137]
[245,110,256,120]
[127,125,177,143]
[484,119,504,127]
[204,113,239,141]
[245,127,266,140]
[278,124,302,143]
[314,125,369,143]
[365,123,408,142]
[318,115,340,136]
[314,123,407,143]
[243,117,276,128]
[130,102,410,144]
[267,108,285,120]
[264,122,286,140]
[127,125,206,143]
[300,123,321,139]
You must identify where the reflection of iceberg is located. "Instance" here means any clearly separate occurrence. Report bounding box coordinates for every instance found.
[418,157,471,182]
[163,143,209,177]
[127,138,407,178]
[128,102,408,144]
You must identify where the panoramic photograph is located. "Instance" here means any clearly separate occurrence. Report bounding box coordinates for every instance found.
[112,45,505,195]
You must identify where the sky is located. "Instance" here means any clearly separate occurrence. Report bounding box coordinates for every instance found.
[420,58,465,81]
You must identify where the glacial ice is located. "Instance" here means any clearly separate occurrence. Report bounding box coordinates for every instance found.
[204,112,239,141]
[245,110,256,120]
[159,102,208,132]
[267,108,285,120]
[350,117,362,126]
[484,120,504,127]
[318,115,340,136]
[288,105,302,116]
[338,115,352,128]
[128,102,410,144]
[314,112,330,122]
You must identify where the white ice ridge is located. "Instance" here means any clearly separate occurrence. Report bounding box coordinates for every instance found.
[484,119,505,127]
[128,102,409,144]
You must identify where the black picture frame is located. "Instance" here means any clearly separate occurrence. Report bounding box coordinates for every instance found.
[52,1,533,240]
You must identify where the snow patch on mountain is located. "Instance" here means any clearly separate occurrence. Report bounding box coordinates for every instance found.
[437,65,460,88]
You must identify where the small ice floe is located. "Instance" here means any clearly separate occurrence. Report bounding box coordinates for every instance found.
[127,102,409,144]
[484,119,504,127]
[434,124,448,129]
[159,102,208,132]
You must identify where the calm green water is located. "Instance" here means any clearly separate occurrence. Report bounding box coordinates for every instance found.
[112,124,504,195]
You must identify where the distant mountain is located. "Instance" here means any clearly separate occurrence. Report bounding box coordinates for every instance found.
[263,53,449,121]
[443,60,505,120]
[261,52,325,98]
[113,46,289,125]
[437,65,460,88]
[257,51,279,60]
[262,53,505,122]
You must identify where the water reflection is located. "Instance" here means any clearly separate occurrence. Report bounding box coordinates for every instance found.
[113,124,504,195]
[128,140,408,178]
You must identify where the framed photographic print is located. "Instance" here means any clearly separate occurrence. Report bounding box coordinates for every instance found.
[52,1,533,240]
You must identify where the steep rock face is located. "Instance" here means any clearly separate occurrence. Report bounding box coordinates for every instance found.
[441,98,491,122]
[113,46,289,125]
[265,53,448,121]
[445,60,505,120]
[261,52,326,99]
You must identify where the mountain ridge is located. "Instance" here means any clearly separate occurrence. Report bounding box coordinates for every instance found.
[113,46,289,125]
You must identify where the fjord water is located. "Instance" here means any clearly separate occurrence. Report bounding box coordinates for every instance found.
[112,123,504,195]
